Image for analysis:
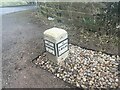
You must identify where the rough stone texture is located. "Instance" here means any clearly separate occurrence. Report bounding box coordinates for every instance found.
[33,44,120,89]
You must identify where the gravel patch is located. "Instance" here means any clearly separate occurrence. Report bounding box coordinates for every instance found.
[32,44,120,88]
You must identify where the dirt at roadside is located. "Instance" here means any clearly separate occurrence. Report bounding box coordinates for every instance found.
[32,12,119,56]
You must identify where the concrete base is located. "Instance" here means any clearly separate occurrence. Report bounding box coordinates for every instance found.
[46,50,69,65]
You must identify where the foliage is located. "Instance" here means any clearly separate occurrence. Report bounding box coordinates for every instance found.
[36,2,119,54]
[0,0,28,7]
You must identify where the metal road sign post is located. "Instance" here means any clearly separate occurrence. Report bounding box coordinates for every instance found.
[44,27,69,64]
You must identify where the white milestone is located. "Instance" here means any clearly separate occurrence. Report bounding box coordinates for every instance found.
[44,27,69,64]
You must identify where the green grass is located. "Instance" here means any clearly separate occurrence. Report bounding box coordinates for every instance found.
[0,0,27,7]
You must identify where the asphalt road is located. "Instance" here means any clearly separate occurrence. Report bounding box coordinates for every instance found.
[2,9,72,88]
[0,6,36,15]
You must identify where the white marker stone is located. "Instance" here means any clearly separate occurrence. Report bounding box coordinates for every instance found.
[44,27,69,64]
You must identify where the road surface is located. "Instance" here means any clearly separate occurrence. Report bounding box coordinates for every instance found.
[0,6,36,15]
[2,8,73,88]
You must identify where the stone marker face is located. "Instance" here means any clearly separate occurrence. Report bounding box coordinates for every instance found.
[57,38,68,56]
[44,40,55,55]
[44,27,69,64]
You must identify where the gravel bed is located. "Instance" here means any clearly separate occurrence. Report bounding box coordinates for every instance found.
[32,44,120,88]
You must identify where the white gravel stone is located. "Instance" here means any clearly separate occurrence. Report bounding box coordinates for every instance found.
[76,82,80,87]
[56,74,60,77]
[115,78,118,82]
